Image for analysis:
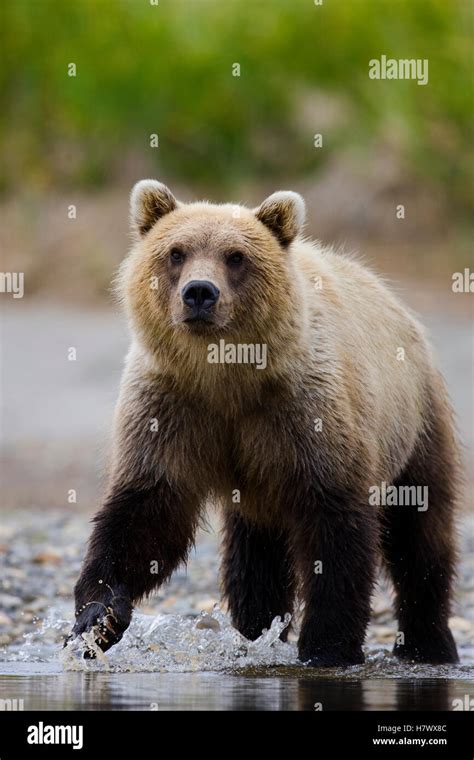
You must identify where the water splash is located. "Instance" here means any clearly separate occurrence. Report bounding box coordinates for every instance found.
[2,605,472,679]
[60,606,297,672]
[4,607,71,663]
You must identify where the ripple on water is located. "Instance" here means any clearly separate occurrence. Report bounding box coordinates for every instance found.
[0,606,472,680]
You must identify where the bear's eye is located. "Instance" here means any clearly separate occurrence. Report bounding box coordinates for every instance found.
[170,247,184,263]
[227,251,244,268]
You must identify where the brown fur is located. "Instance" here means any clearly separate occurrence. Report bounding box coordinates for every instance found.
[71,182,460,666]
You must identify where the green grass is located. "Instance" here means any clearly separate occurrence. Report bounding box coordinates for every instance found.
[1,0,472,218]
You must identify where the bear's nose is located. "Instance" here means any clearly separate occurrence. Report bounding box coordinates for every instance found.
[181,280,220,310]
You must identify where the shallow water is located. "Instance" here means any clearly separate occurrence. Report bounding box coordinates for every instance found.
[1,608,473,711]
[1,666,473,711]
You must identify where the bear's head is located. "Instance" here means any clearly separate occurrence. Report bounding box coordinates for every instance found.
[118,180,306,378]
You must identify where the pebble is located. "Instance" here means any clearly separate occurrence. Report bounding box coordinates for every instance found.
[0,612,13,626]
[449,616,474,632]
[195,614,220,632]
[370,625,396,642]
[0,594,22,610]
[4,567,26,579]
[32,550,62,565]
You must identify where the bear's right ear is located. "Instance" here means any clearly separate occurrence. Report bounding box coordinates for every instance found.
[130,180,178,237]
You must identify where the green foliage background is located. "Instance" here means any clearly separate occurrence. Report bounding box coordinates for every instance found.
[1,0,472,218]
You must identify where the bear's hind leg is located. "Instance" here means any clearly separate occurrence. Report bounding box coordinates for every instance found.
[382,383,460,664]
[221,512,295,641]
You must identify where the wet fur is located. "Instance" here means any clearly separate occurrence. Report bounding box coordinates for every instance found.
[72,185,460,665]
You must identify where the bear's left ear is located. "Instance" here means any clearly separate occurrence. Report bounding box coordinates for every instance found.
[254,191,305,247]
[130,179,178,237]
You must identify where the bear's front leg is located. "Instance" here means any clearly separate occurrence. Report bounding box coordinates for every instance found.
[292,484,378,668]
[70,478,199,656]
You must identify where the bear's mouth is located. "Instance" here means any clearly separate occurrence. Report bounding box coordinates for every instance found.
[184,313,215,324]
[183,306,217,324]
[183,312,217,333]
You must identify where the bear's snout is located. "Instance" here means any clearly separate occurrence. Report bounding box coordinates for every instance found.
[181,280,220,321]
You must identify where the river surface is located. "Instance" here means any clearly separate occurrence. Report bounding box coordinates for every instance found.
[1,666,473,711]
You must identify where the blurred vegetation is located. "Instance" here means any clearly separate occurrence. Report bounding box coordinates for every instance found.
[1,0,472,221]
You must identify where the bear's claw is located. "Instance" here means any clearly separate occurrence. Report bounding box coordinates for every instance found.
[65,595,133,658]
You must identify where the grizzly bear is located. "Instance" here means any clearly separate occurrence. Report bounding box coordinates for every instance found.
[70,180,460,667]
